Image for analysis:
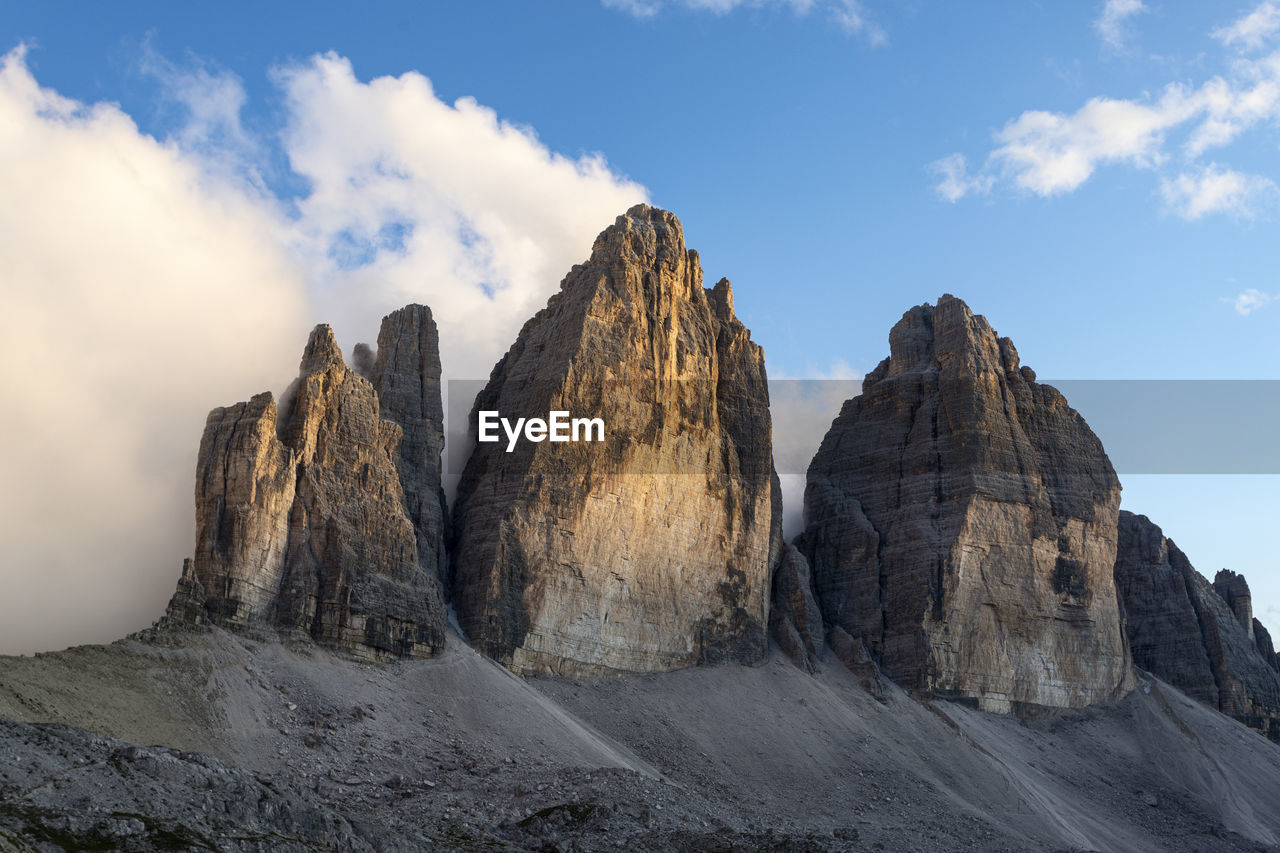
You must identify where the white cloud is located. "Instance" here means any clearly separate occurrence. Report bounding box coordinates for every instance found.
[1095,0,1148,51]
[991,91,1196,196]
[1160,164,1275,219]
[0,46,647,654]
[138,48,263,183]
[935,20,1280,214]
[1214,2,1280,52]
[930,153,994,202]
[0,45,311,655]
[1225,287,1274,315]
[603,0,884,42]
[274,52,646,379]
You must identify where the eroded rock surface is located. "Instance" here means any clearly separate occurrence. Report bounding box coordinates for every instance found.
[165,310,448,661]
[1255,620,1280,672]
[370,305,448,583]
[770,544,824,673]
[802,294,1133,712]
[451,204,780,677]
[1214,570,1255,639]
[1115,511,1280,739]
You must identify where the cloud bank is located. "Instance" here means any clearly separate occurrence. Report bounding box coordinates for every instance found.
[934,3,1280,220]
[0,46,646,654]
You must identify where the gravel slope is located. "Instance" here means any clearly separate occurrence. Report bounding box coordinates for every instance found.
[0,626,1277,851]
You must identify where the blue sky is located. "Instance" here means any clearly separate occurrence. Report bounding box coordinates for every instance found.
[1,0,1278,650]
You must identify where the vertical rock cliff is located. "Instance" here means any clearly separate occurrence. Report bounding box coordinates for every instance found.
[1115,511,1280,739]
[802,294,1133,712]
[165,308,449,661]
[450,204,781,677]
[370,305,448,583]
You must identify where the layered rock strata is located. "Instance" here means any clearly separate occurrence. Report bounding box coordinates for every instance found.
[165,308,449,661]
[802,294,1133,712]
[1115,511,1280,739]
[451,204,781,677]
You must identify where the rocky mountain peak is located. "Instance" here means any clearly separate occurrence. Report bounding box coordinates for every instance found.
[881,293,1025,383]
[802,294,1132,712]
[451,206,780,677]
[165,308,449,661]
[709,277,735,322]
[299,323,345,375]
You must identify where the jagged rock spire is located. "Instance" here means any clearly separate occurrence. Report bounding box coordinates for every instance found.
[451,204,781,676]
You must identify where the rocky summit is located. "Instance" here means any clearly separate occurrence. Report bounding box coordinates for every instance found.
[800,294,1133,712]
[1115,511,1280,740]
[165,306,449,662]
[450,204,781,677]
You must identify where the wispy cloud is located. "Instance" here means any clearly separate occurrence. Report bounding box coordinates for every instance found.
[1213,1,1280,52]
[1095,0,1147,51]
[603,0,885,43]
[1225,287,1275,315]
[929,153,993,202]
[138,47,262,183]
[1161,164,1276,220]
[934,3,1280,219]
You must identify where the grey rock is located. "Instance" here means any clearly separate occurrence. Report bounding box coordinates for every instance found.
[1115,511,1280,740]
[1214,569,1255,640]
[370,304,449,584]
[1254,619,1279,672]
[165,315,449,661]
[450,205,780,677]
[770,544,824,673]
[802,294,1133,712]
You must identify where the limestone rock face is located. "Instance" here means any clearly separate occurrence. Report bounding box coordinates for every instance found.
[1115,511,1280,739]
[186,392,296,626]
[802,294,1133,712]
[451,204,780,677]
[1112,512,1219,706]
[370,305,448,582]
[166,313,448,661]
[1214,570,1255,640]
[769,544,825,673]
[1254,620,1280,672]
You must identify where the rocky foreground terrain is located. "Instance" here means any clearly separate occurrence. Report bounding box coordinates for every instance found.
[2,625,1280,852]
[3,205,1280,850]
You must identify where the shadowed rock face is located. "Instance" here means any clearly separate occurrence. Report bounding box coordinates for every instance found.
[1254,620,1280,672]
[770,544,824,673]
[371,305,448,584]
[1214,570,1255,640]
[802,294,1133,713]
[165,308,448,661]
[450,204,781,677]
[1115,511,1280,740]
